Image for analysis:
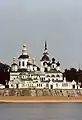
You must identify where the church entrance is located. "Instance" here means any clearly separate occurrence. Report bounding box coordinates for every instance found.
[72,85,75,89]
[50,85,53,89]
[16,84,19,88]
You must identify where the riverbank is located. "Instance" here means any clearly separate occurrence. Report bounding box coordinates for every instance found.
[0,96,82,103]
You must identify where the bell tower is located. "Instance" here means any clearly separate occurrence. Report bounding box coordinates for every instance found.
[40,41,50,72]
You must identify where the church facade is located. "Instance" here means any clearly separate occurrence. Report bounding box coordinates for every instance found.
[8,41,79,89]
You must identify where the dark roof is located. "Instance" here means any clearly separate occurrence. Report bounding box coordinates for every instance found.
[37,67,40,71]
[47,62,51,66]
[33,65,40,71]
[40,54,50,61]
[46,68,62,73]
[18,55,29,59]
[33,64,37,67]
[27,62,32,65]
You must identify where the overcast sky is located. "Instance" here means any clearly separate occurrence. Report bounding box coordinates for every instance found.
[0,0,82,71]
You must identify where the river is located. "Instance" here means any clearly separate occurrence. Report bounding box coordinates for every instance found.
[0,103,82,120]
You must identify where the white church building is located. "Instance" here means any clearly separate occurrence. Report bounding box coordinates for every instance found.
[8,41,79,89]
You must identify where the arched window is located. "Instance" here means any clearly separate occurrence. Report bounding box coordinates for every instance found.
[22,61,24,66]
[51,75,55,77]
[33,67,34,71]
[52,79,54,82]
[56,75,60,77]
[46,75,50,77]
[43,62,47,66]
[52,65,54,68]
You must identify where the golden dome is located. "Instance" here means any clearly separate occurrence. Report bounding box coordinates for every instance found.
[22,42,27,51]
[22,42,28,55]
[23,43,27,47]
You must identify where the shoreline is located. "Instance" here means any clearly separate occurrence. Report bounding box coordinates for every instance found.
[0,96,82,103]
[1,100,82,103]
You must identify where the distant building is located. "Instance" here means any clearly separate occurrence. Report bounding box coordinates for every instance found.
[9,41,80,89]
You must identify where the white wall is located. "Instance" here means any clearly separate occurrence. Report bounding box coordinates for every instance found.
[45,73,63,81]
[11,65,18,72]
[56,66,60,71]
[19,58,28,69]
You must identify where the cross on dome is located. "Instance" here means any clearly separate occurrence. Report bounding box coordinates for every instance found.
[44,40,47,51]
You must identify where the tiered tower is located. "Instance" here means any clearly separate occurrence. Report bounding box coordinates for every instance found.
[40,41,50,72]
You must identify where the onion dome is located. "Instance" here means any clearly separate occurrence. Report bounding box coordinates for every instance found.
[18,55,29,59]
[52,58,55,63]
[56,61,60,66]
[18,43,29,59]
[27,62,33,65]
[40,55,50,61]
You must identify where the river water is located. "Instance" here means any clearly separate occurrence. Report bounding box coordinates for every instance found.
[0,103,82,120]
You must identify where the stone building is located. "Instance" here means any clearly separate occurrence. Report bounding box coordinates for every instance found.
[8,41,78,89]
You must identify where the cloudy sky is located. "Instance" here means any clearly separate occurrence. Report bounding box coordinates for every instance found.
[0,0,82,71]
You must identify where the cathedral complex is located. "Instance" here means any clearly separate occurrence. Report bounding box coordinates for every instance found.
[8,41,80,89]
